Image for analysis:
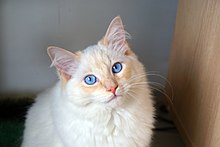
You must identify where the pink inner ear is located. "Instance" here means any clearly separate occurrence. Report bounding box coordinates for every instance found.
[47,47,78,77]
[105,16,129,54]
[53,55,77,76]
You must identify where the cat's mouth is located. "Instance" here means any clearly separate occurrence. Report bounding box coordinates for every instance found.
[106,95,122,103]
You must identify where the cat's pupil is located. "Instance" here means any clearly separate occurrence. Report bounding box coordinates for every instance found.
[112,62,122,73]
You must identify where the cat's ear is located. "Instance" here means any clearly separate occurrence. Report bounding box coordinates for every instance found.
[100,16,131,55]
[47,46,80,82]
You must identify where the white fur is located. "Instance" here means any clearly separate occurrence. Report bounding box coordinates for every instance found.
[22,44,155,147]
[22,16,155,147]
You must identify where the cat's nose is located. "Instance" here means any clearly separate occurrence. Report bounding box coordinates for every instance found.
[107,85,118,95]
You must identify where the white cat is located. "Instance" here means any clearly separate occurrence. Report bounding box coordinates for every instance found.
[21,16,155,147]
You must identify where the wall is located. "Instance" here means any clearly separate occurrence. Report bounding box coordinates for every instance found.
[0,0,178,93]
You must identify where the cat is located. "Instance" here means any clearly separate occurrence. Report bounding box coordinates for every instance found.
[21,16,155,147]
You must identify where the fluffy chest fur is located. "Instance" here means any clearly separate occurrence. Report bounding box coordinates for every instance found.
[51,82,154,147]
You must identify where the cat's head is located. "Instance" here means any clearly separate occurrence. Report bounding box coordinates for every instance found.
[48,16,147,108]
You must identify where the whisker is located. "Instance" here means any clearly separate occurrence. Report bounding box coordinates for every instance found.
[128,82,148,87]
[123,82,147,90]
[127,91,139,102]
[148,82,165,89]
[149,87,172,102]
[125,71,174,102]
[126,75,147,83]
[146,71,162,74]
[146,72,174,102]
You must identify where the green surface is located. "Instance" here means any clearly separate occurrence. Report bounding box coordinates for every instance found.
[0,97,33,147]
[0,120,24,147]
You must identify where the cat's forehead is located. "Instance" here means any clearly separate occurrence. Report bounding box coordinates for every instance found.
[82,44,121,64]
[78,44,123,74]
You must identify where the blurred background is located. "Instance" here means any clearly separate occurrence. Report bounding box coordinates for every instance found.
[0,0,178,94]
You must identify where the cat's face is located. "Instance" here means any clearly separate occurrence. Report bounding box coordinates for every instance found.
[48,16,146,108]
[67,44,141,108]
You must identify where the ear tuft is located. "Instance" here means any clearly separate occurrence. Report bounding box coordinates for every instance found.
[47,46,79,81]
[101,16,131,54]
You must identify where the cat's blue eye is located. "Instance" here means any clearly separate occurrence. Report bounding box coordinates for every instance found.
[84,75,97,85]
[112,62,123,73]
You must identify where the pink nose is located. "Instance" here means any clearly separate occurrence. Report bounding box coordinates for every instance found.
[108,85,118,95]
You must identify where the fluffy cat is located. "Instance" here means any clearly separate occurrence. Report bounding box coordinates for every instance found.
[21,16,155,147]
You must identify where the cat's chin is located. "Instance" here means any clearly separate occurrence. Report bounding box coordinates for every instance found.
[104,95,123,107]
[105,95,115,103]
